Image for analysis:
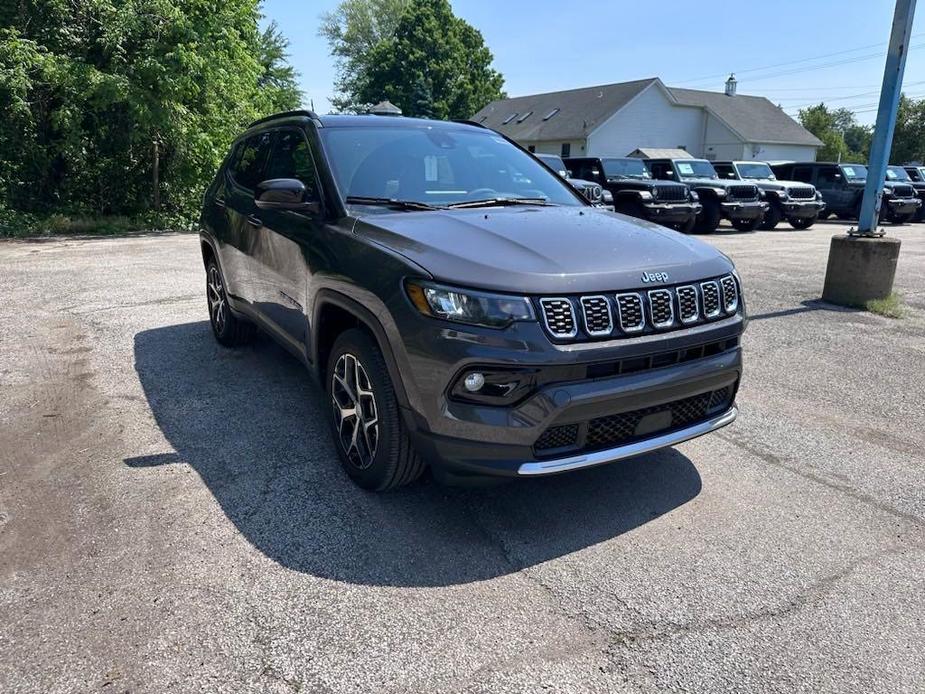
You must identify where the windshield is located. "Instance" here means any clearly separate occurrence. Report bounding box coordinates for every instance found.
[840,164,868,180]
[675,160,719,179]
[536,154,568,177]
[736,163,775,180]
[318,124,583,208]
[886,166,910,181]
[601,158,650,180]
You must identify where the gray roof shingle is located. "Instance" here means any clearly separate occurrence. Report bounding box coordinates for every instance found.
[472,78,658,141]
[472,79,822,148]
[667,87,823,146]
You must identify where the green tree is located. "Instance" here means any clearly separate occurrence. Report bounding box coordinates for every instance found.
[798,103,870,162]
[0,0,300,224]
[319,0,409,113]
[355,0,504,119]
[890,94,925,164]
[257,20,303,110]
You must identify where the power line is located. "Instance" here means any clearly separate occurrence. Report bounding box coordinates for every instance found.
[674,33,924,86]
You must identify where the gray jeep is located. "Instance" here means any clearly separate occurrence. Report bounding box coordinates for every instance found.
[713,161,825,230]
[645,157,768,233]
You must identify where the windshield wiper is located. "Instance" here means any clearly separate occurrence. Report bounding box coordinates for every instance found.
[446,197,554,209]
[345,196,440,211]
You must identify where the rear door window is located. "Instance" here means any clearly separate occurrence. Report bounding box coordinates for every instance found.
[791,166,814,183]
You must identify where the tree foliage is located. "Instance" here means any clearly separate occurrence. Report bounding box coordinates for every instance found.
[889,95,925,164]
[0,0,301,224]
[319,0,409,113]
[321,0,504,119]
[798,103,872,162]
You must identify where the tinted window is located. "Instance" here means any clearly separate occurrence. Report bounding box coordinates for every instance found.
[840,164,867,180]
[736,162,774,180]
[886,166,910,181]
[713,163,736,178]
[675,160,718,179]
[318,125,582,207]
[536,154,567,176]
[265,130,319,199]
[648,162,673,180]
[817,166,842,186]
[791,167,814,183]
[906,167,923,181]
[230,133,272,189]
[601,158,650,179]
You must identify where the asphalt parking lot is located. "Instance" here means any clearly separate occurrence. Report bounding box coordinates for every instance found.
[1,220,924,693]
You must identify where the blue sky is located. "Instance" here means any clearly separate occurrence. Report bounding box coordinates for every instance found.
[261,0,925,125]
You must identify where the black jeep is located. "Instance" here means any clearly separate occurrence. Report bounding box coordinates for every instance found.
[534,153,614,209]
[771,162,921,224]
[712,160,825,230]
[565,156,701,233]
[645,158,767,233]
[890,165,925,221]
[199,111,744,490]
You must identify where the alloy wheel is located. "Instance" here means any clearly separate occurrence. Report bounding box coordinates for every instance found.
[331,353,380,469]
[207,265,227,334]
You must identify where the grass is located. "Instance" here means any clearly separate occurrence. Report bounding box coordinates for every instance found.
[864,292,906,319]
[0,210,194,238]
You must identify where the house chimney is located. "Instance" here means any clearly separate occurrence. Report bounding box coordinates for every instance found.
[725,73,737,96]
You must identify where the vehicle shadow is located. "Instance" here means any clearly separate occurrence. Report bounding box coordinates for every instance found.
[129,321,702,587]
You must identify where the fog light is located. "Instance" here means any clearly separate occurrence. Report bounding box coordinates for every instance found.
[464,372,485,392]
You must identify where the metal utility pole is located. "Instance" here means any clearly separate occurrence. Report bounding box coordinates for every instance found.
[856,0,917,235]
[822,0,915,306]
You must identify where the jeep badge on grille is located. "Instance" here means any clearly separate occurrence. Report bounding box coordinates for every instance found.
[641,271,669,283]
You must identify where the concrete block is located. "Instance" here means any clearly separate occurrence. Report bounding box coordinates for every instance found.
[822,234,902,306]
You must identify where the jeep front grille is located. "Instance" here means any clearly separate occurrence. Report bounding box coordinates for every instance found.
[533,384,735,456]
[537,275,739,341]
[615,293,644,333]
[891,184,914,198]
[787,186,816,200]
[580,296,613,336]
[654,185,688,202]
[647,289,673,328]
[728,184,759,201]
[539,298,577,337]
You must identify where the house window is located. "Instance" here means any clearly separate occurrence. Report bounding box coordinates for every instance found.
[561,143,571,157]
[502,113,518,125]
[543,108,560,121]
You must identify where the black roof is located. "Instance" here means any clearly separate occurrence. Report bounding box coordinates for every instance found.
[250,111,486,131]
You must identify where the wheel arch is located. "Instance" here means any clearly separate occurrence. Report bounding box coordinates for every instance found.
[311,290,411,409]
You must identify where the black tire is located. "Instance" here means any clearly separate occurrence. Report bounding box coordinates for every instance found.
[732,217,761,232]
[817,210,831,220]
[695,199,721,233]
[915,205,925,222]
[759,203,782,230]
[673,216,697,234]
[206,259,256,347]
[789,215,817,230]
[327,328,425,491]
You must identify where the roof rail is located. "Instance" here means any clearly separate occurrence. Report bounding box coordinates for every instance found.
[248,109,321,128]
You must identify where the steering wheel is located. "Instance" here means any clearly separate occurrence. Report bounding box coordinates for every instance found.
[465,188,498,200]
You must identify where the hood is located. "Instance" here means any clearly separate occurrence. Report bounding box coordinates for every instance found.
[566,178,597,190]
[752,179,810,192]
[355,206,732,294]
[604,179,685,192]
[682,177,741,190]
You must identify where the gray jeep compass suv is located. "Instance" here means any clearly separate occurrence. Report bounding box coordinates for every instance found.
[200,111,745,490]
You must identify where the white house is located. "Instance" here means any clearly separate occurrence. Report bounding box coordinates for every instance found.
[472,77,821,162]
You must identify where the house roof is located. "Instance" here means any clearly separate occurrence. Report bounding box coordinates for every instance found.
[667,87,823,147]
[472,78,822,148]
[627,148,693,159]
[472,78,658,141]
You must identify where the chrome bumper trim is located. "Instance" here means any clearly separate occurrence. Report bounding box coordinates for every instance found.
[517,405,738,476]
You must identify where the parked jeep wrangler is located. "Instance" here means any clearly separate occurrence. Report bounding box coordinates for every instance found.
[712,160,825,230]
[200,111,744,490]
[645,158,767,233]
[771,162,921,224]
[889,165,925,221]
[564,156,701,233]
[535,153,614,209]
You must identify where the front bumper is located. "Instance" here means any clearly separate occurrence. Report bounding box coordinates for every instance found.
[885,196,922,215]
[641,201,702,225]
[402,316,744,478]
[781,199,825,218]
[720,200,767,221]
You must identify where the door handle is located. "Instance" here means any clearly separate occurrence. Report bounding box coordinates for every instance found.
[247,214,262,227]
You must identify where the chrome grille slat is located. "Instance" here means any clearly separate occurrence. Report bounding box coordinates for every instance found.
[615,293,645,333]
[676,285,699,324]
[580,295,613,336]
[647,289,674,329]
[539,298,577,338]
[720,275,738,313]
[787,186,816,200]
[700,281,721,318]
[728,184,759,201]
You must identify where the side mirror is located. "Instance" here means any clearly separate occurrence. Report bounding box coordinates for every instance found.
[255,178,321,214]
[726,172,736,179]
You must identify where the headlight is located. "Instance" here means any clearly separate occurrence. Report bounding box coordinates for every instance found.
[883,187,891,195]
[602,190,613,204]
[816,191,823,201]
[777,189,788,200]
[405,280,535,328]
[689,190,699,201]
[638,191,654,201]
